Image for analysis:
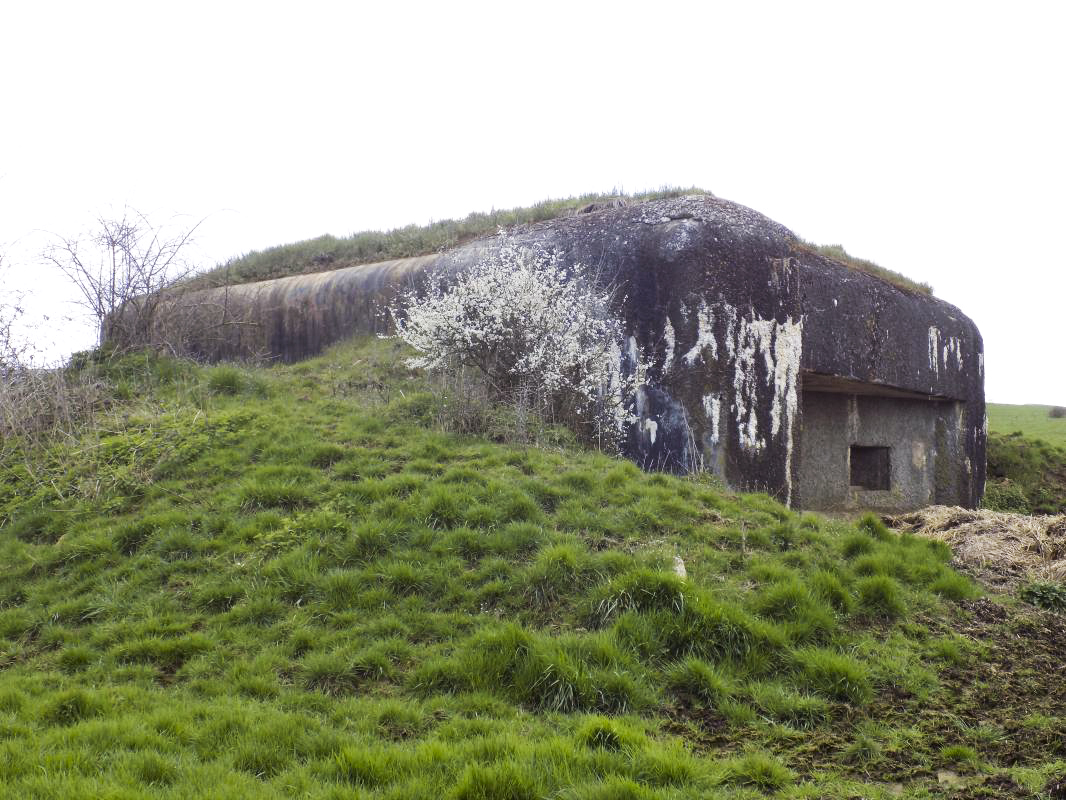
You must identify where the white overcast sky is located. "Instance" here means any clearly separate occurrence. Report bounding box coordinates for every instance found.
[2,1,1063,405]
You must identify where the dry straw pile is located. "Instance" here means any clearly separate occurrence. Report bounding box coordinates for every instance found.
[888,506,1066,590]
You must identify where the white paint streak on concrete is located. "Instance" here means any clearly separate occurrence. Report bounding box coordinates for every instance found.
[770,318,803,507]
[702,392,721,446]
[730,310,804,505]
[941,337,962,369]
[644,419,658,444]
[682,301,717,365]
[928,327,941,377]
[942,337,962,371]
[847,396,860,440]
[663,318,676,373]
[732,317,769,454]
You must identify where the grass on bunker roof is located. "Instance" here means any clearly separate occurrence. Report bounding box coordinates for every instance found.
[185,187,934,299]
[0,335,1061,799]
[184,187,715,290]
[791,240,934,296]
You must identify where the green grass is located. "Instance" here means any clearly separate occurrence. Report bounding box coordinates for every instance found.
[186,188,715,290]
[988,403,1066,448]
[985,403,1066,514]
[0,336,1061,798]
[183,188,933,299]
[792,240,933,296]
[983,431,1066,514]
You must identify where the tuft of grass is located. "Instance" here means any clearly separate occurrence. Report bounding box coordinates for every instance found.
[207,366,244,395]
[451,762,539,800]
[791,647,872,705]
[238,479,314,510]
[129,751,178,786]
[525,544,594,608]
[857,512,893,541]
[841,531,876,558]
[930,571,978,602]
[576,716,635,751]
[40,689,106,726]
[664,657,733,707]
[718,752,795,791]
[855,575,907,619]
[747,681,830,729]
[809,569,853,614]
[940,743,980,769]
[57,645,94,673]
[586,569,688,627]
[331,745,397,787]
[299,652,362,695]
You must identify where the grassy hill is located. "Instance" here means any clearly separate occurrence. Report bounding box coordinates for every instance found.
[984,404,1066,514]
[0,338,1061,798]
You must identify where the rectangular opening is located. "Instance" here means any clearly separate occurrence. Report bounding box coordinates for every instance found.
[850,445,891,490]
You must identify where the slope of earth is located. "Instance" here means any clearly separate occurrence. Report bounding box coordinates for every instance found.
[983,431,1066,515]
[0,337,1062,799]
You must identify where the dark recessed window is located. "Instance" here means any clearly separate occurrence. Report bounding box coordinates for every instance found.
[850,446,891,490]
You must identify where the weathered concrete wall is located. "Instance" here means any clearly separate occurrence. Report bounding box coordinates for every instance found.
[796,392,968,511]
[143,255,441,363]
[795,251,986,508]
[122,195,986,510]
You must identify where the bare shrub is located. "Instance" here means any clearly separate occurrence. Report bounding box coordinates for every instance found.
[0,366,110,454]
[0,253,111,464]
[41,207,204,352]
[1050,406,1066,419]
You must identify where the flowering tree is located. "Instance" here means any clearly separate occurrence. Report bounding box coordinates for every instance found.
[389,239,644,447]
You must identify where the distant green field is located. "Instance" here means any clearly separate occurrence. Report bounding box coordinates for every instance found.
[988,403,1066,448]
[984,404,1066,514]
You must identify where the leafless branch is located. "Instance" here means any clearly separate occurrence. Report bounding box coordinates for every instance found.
[41,207,206,352]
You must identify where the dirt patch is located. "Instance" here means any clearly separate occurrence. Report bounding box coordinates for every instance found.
[665,599,1066,797]
[940,600,1066,765]
[887,506,1066,591]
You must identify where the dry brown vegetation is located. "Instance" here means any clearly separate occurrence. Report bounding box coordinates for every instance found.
[889,506,1066,590]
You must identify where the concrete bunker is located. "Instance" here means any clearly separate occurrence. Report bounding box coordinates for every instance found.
[123,195,986,511]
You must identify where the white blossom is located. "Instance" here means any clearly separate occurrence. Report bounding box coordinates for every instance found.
[388,237,646,445]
